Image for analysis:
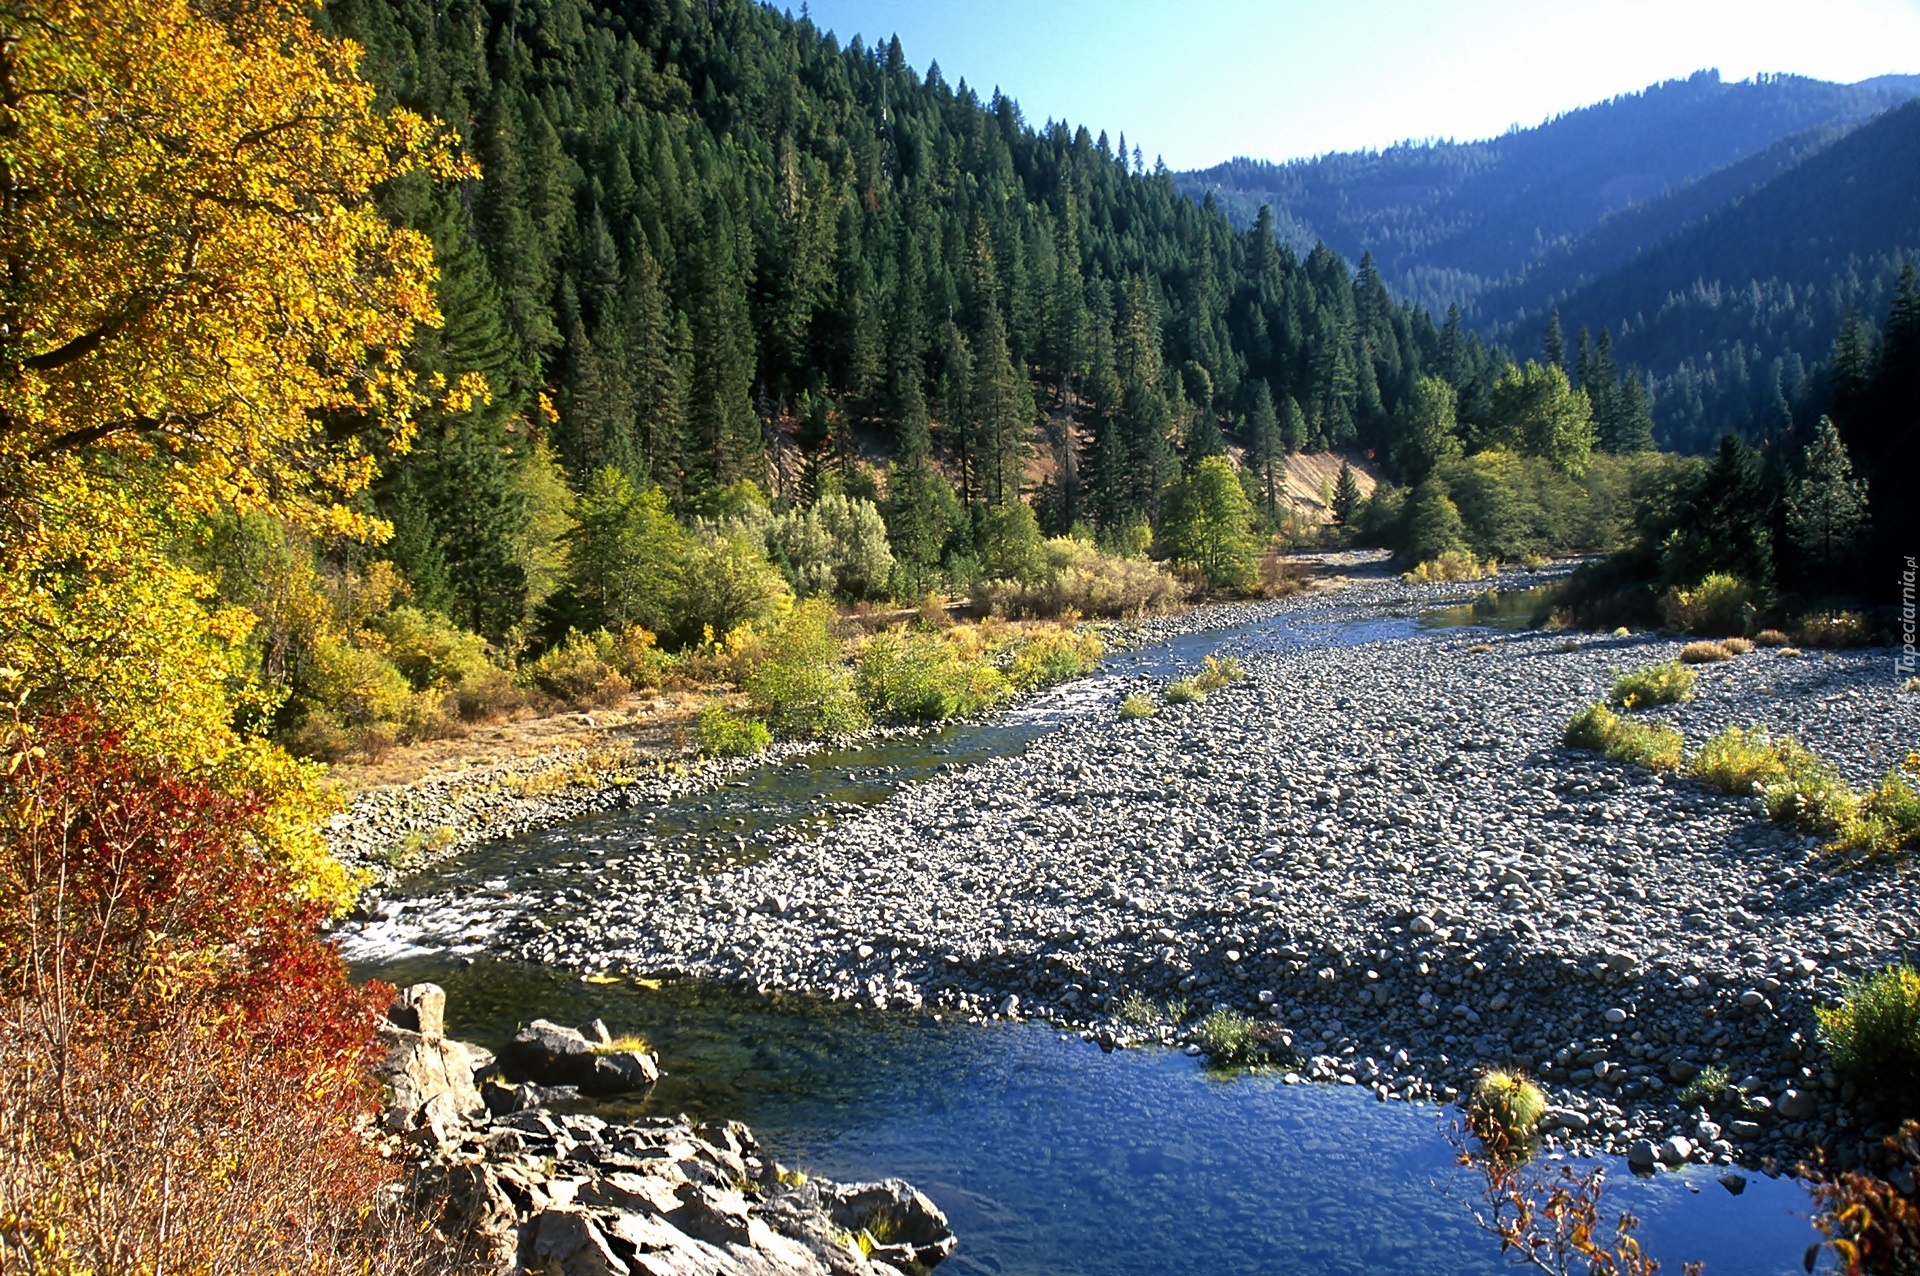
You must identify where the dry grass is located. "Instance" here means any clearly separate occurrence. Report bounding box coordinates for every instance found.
[1679,641,1733,664]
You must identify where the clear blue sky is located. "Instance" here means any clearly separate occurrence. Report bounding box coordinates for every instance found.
[796,0,1920,169]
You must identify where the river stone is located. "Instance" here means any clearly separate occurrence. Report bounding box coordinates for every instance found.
[505,1018,660,1095]
[1659,1136,1693,1165]
[1778,1088,1817,1120]
[1627,1139,1658,1170]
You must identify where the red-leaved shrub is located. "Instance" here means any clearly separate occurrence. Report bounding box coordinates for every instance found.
[0,707,451,1272]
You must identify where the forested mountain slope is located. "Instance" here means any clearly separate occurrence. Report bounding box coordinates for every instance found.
[318,0,1531,626]
[1176,70,1918,314]
[1486,101,1920,452]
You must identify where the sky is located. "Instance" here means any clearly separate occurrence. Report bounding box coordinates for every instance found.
[797,0,1920,170]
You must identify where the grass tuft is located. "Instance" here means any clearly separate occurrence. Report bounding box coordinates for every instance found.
[1754,629,1790,647]
[1609,661,1696,710]
[1118,693,1157,720]
[1191,654,1247,692]
[1192,1008,1294,1069]
[1677,1065,1735,1107]
[591,1033,651,1056]
[1163,678,1204,705]
[1469,1069,1548,1145]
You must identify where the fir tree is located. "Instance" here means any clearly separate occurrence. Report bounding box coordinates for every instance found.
[1785,417,1870,586]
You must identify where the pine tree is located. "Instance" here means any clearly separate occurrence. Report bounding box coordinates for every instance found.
[1542,310,1566,374]
[1785,417,1869,586]
[1331,460,1362,526]
[970,304,1034,508]
[1241,381,1283,518]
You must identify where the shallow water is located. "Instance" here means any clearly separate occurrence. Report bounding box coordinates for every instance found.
[1418,581,1565,632]
[365,957,1817,1276]
[347,596,1823,1275]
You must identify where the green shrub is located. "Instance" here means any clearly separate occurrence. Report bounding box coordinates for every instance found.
[856,630,1008,722]
[1118,693,1157,720]
[1609,661,1695,710]
[1193,1009,1294,1069]
[1469,1070,1548,1145]
[743,599,870,739]
[1191,654,1248,692]
[1003,627,1104,691]
[1831,756,1920,858]
[524,629,630,706]
[1164,678,1205,705]
[1818,966,1920,1110]
[696,702,770,758]
[369,605,494,691]
[1659,572,1755,637]
[1690,727,1791,795]
[1564,703,1682,771]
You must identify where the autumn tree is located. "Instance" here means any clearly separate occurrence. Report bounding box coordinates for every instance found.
[0,0,463,903]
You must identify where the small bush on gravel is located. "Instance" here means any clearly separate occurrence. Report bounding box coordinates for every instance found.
[1469,1070,1548,1145]
[1564,703,1683,771]
[1831,755,1920,858]
[1191,655,1247,692]
[1818,965,1920,1110]
[1719,636,1754,655]
[1755,629,1790,647]
[1118,693,1157,720]
[1689,727,1797,796]
[1677,1064,1734,1107]
[1796,611,1873,648]
[1114,992,1187,1026]
[1164,678,1205,705]
[1679,640,1733,664]
[1761,744,1857,836]
[1610,661,1696,709]
[1402,550,1498,584]
[1659,572,1755,637]
[696,702,770,758]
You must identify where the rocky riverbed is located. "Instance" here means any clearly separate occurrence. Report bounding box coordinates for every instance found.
[400,573,1919,1176]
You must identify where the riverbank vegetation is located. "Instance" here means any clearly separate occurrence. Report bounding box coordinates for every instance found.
[1567,704,1920,858]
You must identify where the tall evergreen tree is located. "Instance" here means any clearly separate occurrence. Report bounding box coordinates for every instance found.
[1785,417,1870,587]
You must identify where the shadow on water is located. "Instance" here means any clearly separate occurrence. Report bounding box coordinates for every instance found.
[1418,581,1566,632]
[347,599,1821,1275]
[362,957,1819,1276]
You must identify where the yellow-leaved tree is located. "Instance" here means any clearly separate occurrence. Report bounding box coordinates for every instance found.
[0,0,472,905]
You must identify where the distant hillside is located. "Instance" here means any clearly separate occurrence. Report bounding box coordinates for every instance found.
[1493,100,1920,451]
[1177,70,1919,314]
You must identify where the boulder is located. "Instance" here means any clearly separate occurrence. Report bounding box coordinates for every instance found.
[388,982,447,1036]
[504,1018,660,1096]
[823,1179,958,1271]
[375,984,486,1126]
